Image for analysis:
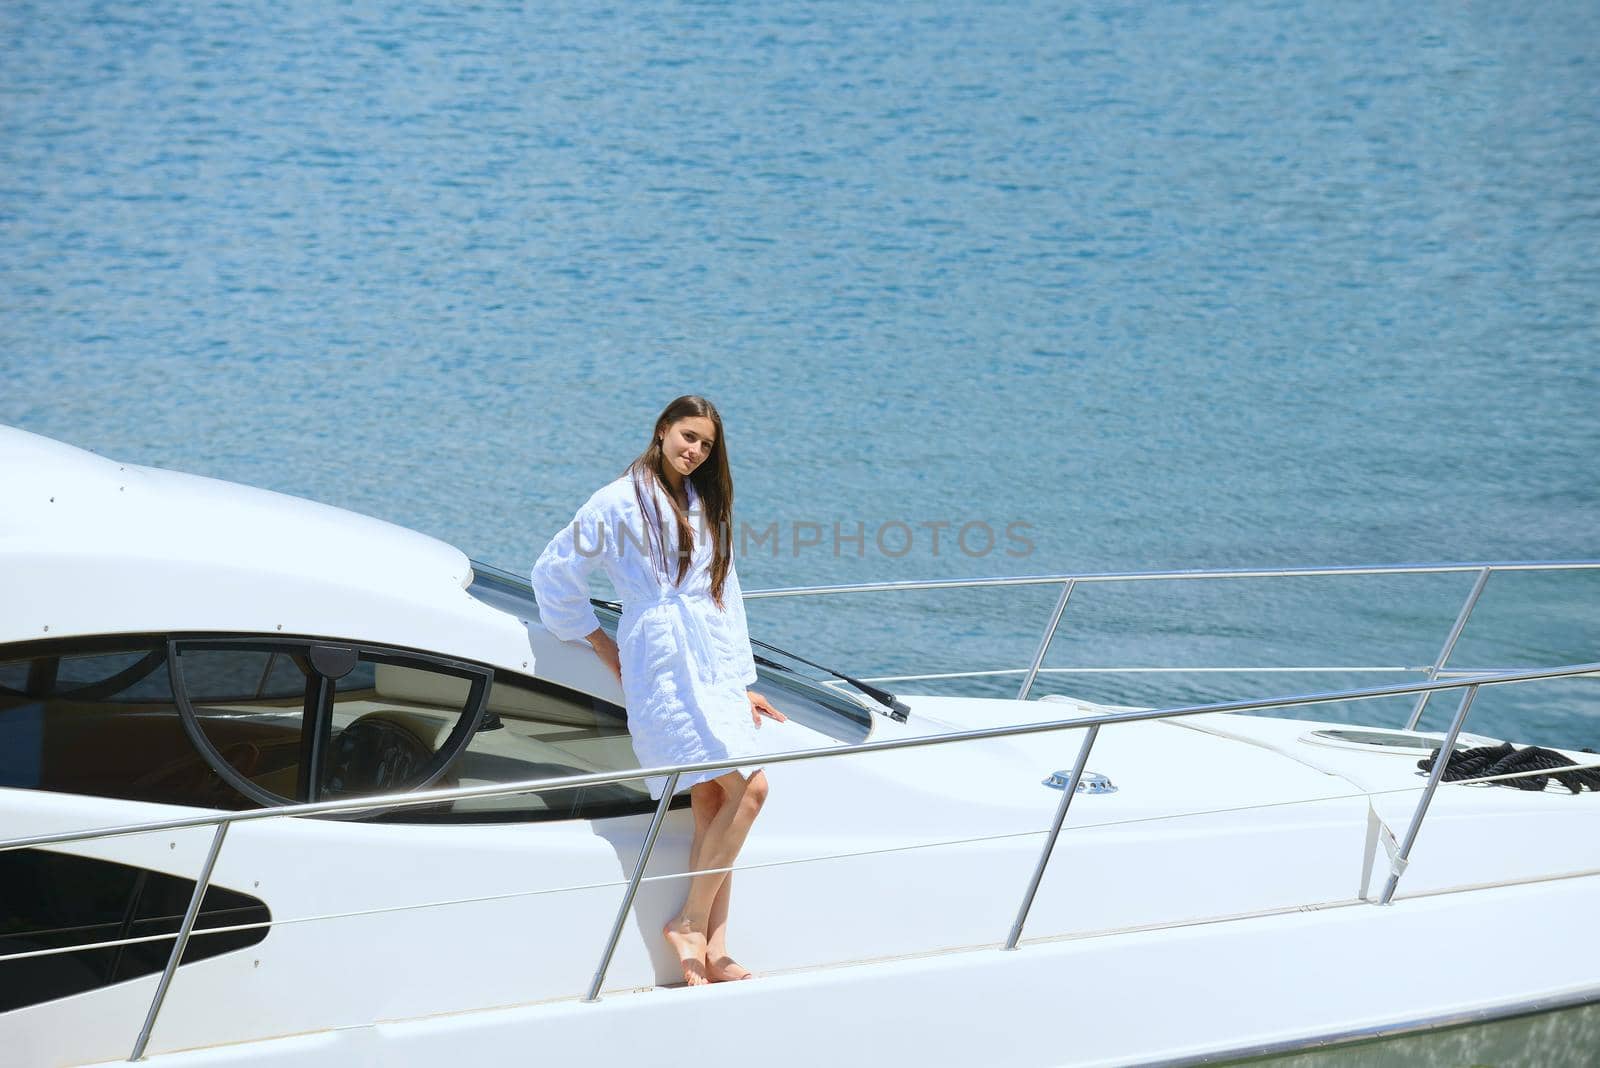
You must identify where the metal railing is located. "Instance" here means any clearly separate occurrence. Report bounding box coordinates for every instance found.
[5,560,1598,1059]
[5,657,1600,1059]
[741,559,1600,709]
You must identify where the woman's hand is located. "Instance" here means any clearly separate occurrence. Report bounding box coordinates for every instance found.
[748,690,787,728]
[586,628,624,685]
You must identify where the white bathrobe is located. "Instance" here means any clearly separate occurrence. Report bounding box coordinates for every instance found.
[530,472,771,796]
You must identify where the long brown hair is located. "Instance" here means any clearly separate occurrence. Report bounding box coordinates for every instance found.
[626,395,735,607]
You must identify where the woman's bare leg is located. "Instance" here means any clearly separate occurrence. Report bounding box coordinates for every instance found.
[662,770,769,985]
[686,781,723,881]
[663,780,726,985]
[705,873,752,981]
[702,771,770,980]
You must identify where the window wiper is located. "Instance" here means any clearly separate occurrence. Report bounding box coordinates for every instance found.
[591,597,909,723]
[750,637,911,723]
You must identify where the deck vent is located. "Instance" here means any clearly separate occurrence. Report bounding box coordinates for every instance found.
[1043,770,1116,794]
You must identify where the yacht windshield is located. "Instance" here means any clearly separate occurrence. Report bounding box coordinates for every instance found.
[467,562,872,744]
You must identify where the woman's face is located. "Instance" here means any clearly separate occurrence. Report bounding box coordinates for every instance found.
[661,415,717,479]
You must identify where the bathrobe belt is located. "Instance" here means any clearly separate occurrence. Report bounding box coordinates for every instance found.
[640,587,720,687]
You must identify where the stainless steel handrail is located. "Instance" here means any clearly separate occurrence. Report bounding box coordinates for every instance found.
[740,560,1600,598]
[1016,578,1075,700]
[129,824,228,1061]
[744,559,1600,717]
[1006,721,1099,948]
[14,752,1600,981]
[586,771,679,1001]
[1381,685,1479,905]
[9,660,1597,856]
[1405,568,1491,731]
[852,666,1475,683]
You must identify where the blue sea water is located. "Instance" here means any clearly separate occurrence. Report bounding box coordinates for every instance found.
[3,1,1598,745]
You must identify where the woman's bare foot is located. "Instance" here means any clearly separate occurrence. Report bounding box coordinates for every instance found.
[706,954,754,982]
[662,920,709,986]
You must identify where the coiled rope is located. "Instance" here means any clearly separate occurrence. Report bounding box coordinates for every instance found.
[1420,742,1600,793]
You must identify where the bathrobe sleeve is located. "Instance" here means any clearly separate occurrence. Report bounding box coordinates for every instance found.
[530,498,606,642]
[725,559,759,688]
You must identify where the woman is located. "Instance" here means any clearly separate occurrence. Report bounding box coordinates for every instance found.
[530,395,786,986]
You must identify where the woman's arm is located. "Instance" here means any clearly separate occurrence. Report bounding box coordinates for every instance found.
[724,559,760,689]
[725,560,784,725]
[530,499,607,643]
[586,626,623,684]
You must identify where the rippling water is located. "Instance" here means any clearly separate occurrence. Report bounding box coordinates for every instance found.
[3,1,1598,744]
[1225,1000,1600,1067]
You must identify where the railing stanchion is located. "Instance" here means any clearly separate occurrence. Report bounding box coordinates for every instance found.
[585,771,680,1002]
[1005,723,1099,949]
[1018,579,1076,700]
[129,823,229,1062]
[1405,568,1491,731]
[1380,685,1478,905]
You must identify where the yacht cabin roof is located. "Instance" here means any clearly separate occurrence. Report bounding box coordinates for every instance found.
[0,426,572,684]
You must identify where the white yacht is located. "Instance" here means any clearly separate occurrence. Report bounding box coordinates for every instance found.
[3,423,1598,1067]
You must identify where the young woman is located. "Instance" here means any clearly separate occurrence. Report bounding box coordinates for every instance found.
[530,395,786,986]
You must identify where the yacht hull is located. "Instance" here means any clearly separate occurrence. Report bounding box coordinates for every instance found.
[56,873,1600,1067]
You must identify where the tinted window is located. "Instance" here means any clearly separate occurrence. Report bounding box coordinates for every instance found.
[3,631,762,824]
[177,647,312,804]
[171,640,489,805]
[323,652,483,799]
[0,640,246,809]
[380,670,661,823]
[0,849,269,1012]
